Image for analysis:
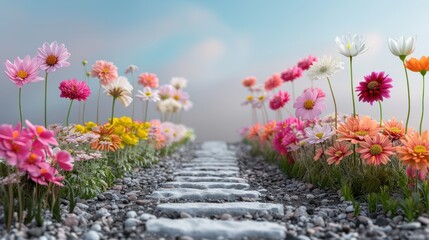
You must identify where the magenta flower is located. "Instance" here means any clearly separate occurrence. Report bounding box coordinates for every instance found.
[91,60,118,86]
[297,55,318,71]
[59,79,91,101]
[356,71,393,105]
[29,161,64,186]
[0,124,31,166]
[281,66,303,82]
[52,148,73,171]
[269,90,290,110]
[25,120,58,148]
[4,56,42,88]
[37,41,71,73]
[264,74,282,91]
[19,148,45,175]
[293,89,326,120]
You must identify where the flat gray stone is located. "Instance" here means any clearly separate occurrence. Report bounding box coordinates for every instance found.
[155,202,284,217]
[191,158,237,163]
[182,162,238,167]
[181,166,240,171]
[201,141,228,150]
[161,182,250,190]
[174,170,239,177]
[149,188,261,201]
[174,176,246,183]
[146,218,286,239]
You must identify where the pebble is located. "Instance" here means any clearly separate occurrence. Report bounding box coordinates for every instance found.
[399,222,421,230]
[140,213,157,221]
[393,215,403,224]
[96,194,106,201]
[291,195,299,200]
[180,212,193,219]
[313,216,325,227]
[91,224,102,232]
[418,216,429,225]
[221,213,233,220]
[306,194,315,200]
[126,211,138,219]
[64,213,80,227]
[345,205,354,213]
[83,230,100,240]
[124,218,139,228]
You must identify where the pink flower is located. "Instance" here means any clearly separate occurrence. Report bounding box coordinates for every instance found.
[304,87,326,98]
[25,120,58,148]
[293,89,326,120]
[138,72,159,88]
[29,161,64,186]
[91,60,118,86]
[242,77,256,88]
[59,79,91,101]
[37,41,71,72]
[269,90,290,110]
[158,85,174,100]
[297,55,318,71]
[19,149,45,175]
[356,71,393,105]
[0,124,31,166]
[264,74,282,91]
[4,56,43,88]
[52,149,73,171]
[281,66,302,82]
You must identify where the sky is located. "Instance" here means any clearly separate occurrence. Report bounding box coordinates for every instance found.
[1,0,429,142]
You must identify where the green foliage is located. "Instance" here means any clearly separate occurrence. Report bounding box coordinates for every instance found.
[385,198,399,215]
[341,181,354,201]
[353,201,361,216]
[367,193,379,215]
[400,193,422,221]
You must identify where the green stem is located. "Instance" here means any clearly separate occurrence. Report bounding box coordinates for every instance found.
[82,67,89,124]
[378,101,383,127]
[15,168,22,230]
[96,85,101,124]
[420,74,426,134]
[6,167,13,232]
[66,100,74,127]
[143,101,149,123]
[131,72,135,121]
[18,88,23,129]
[111,97,117,125]
[44,72,49,127]
[349,57,356,117]
[401,58,411,134]
[326,77,338,129]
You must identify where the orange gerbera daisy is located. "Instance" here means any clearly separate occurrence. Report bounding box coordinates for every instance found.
[247,123,261,140]
[90,125,122,152]
[260,120,277,142]
[336,115,380,144]
[325,142,353,165]
[357,134,395,165]
[397,130,429,171]
[405,56,429,75]
[382,117,406,142]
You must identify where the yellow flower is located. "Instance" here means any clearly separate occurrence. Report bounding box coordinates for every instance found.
[118,116,133,127]
[137,128,148,140]
[85,121,97,131]
[74,124,87,133]
[122,133,139,146]
[113,125,126,136]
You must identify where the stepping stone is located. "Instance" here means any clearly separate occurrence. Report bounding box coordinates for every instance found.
[174,176,246,183]
[146,218,286,240]
[174,170,239,177]
[201,141,228,150]
[161,181,249,190]
[181,166,239,171]
[192,157,237,161]
[182,162,238,167]
[149,188,261,201]
[155,202,284,217]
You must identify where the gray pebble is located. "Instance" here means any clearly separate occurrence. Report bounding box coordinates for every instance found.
[91,223,102,232]
[399,222,421,230]
[140,213,157,221]
[180,212,192,219]
[124,218,139,228]
[83,230,100,240]
[345,205,354,213]
[126,211,138,219]
[306,194,315,200]
[313,216,325,227]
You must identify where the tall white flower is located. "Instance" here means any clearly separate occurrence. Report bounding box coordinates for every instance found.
[136,87,160,102]
[307,55,344,80]
[103,76,133,107]
[124,65,138,74]
[388,36,416,58]
[170,77,187,90]
[156,99,182,113]
[335,33,368,57]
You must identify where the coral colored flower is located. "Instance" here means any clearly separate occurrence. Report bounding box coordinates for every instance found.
[138,73,159,88]
[247,123,261,140]
[304,124,335,144]
[4,56,43,88]
[91,60,118,86]
[293,89,326,120]
[397,131,429,171]
[281,66,302,82]
[388,36,416,57]
[357,134,395,165]
[59,79,91,101]
[405,56,429,75]
[382,117,405,142]
[260,120,277,142]
[314,147,323,161]
[335,33,368,57]
[37,41,71,72]
[103,76,133,107]
[307,55,344,80]
[171,77,187,90]
[297,55,318,71]
[356,71,393,105]
[336,116,380,144]
[124,65,138,74]
[269,90,290,110]
[325,142,353,165]
[136,87,160,102]
[242,76,256,88]
[91,126,122,152]
[264,74,282,91]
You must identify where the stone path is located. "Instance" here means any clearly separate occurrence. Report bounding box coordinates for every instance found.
[145,141,287,239]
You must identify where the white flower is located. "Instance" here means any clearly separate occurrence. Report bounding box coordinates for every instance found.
[182,100,193,111]
[103,76,133,107]
[136,87,160,102]
[170,77,187,90]
[388,36,416,57]
[335,33,368,57]
[124,65,138,74]
[307,55,344,80]
[156,99,182,113]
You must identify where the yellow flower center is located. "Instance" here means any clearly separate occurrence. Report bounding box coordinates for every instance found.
[28,153,38,164]
[303,99,315,110]
[319,66,328,73]
[354,130,368,136]
[36,126,44,135]
[370,144,383,155]
[102,67,110,74]
[258,96,265,101]
[414,145,427,154]
[173,95,180,101]
[17,70,28,79]
[100,135,112,142]
[367,81,379,90]
[145,92,152,97]
[390,127,401,134]
[246,95,254,101]
[335,150,343,157]
[346,43,352,50]
[315,132,324,139]
[12,130,19,139]
[46,55,58,66]
[40,168,48,174]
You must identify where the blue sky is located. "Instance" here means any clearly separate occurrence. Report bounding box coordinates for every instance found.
[1,1,429,141]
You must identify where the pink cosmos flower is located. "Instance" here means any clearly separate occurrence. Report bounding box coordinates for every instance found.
[304,87,326,98]
[264,74,282,92]
[138,72,159,88]
[29,161,64,186]
[37,41,71,72]
[293,89,326,120]
[52,148,73,171]
[59,79,91,101]
[91,60,118,86]
[19,148,45,175]
[242,77,256,88]
[269,90,290,110]
[25,120,58,149]
[4,56,43,88]
[158,85,174,100]
[0,124,31,166]
[281,66,302,82]
[297,55,318,71]
[356,71,393,105]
